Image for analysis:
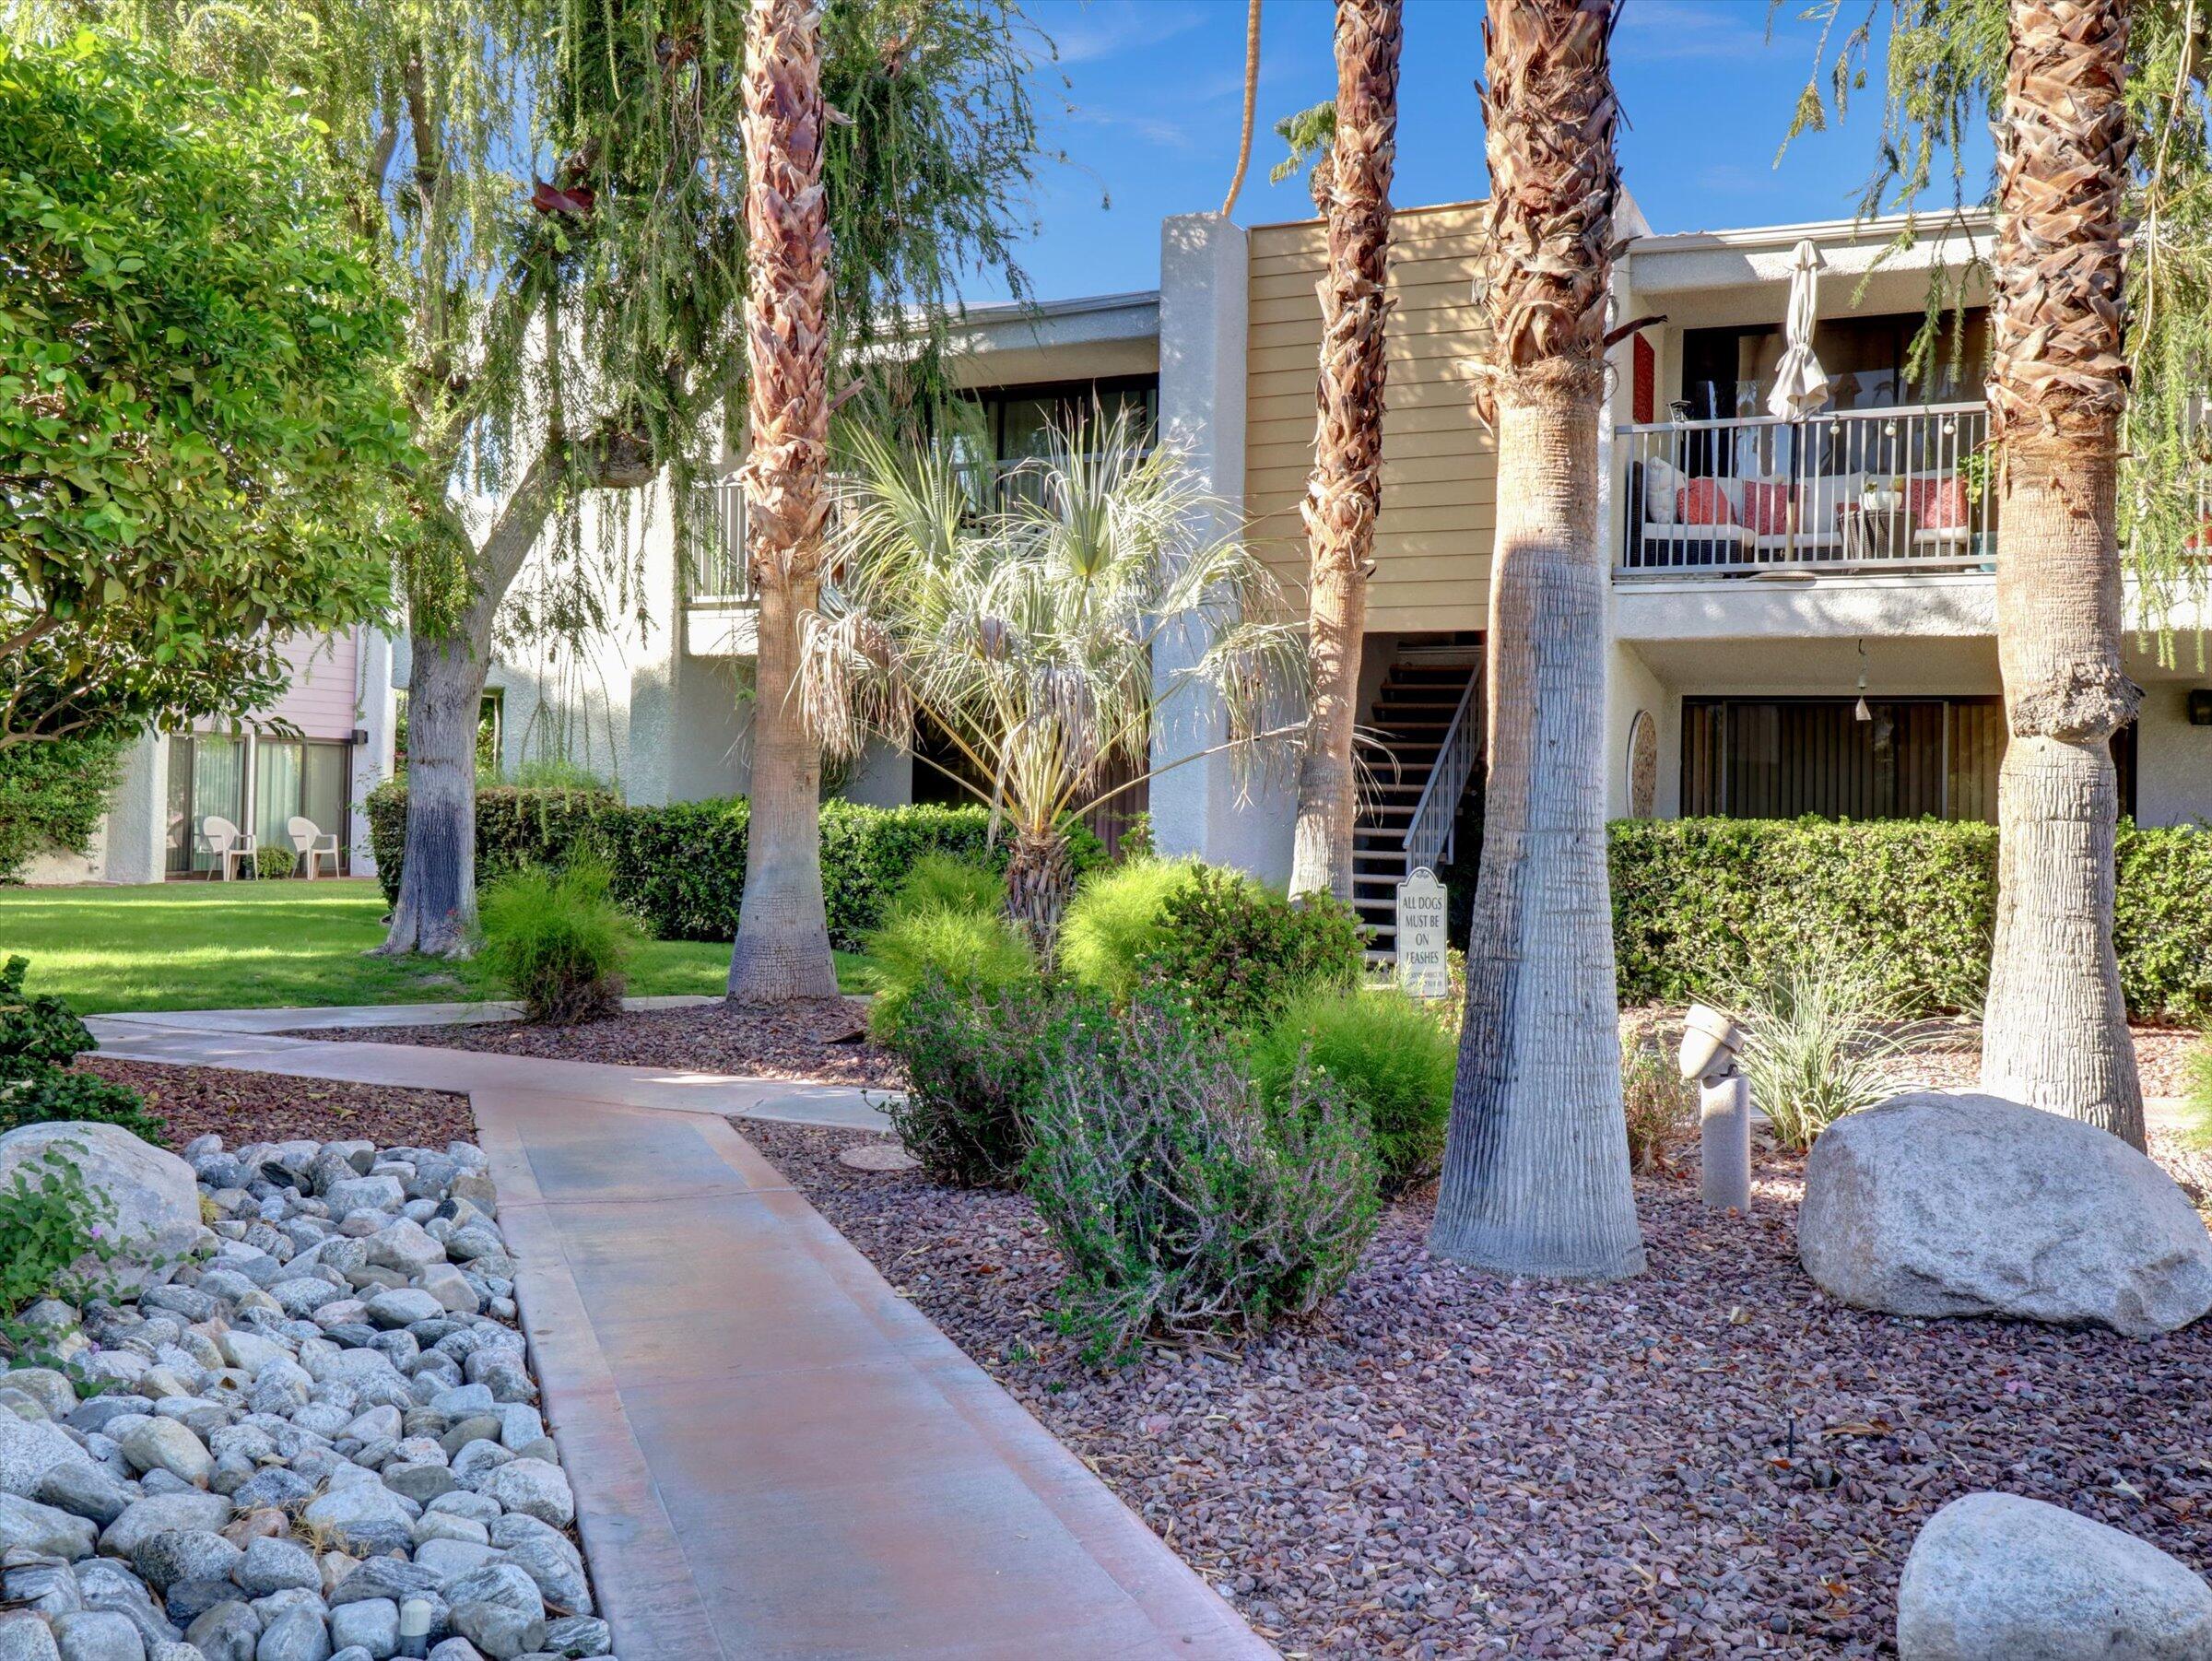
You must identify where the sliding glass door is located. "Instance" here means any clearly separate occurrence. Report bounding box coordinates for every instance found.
[166,733,350,876]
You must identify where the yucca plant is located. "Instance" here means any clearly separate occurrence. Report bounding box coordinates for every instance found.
[799,411,1307,954]
[1729,955,1910,1153]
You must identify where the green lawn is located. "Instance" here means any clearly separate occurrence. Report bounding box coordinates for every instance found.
[0,879,871,1014]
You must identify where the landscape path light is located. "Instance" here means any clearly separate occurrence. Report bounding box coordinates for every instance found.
[1678,1002,1752,1211]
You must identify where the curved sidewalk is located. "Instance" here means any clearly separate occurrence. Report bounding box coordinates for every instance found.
[91,1007,1275,1661]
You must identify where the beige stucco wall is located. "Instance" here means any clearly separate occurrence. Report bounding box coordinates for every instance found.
[1243,202,1495,634]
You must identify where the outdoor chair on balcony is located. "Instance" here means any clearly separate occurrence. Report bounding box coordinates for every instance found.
[201,816,257,880]
[288,816,341,879]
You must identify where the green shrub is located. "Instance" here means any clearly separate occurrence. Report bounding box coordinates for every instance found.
[1610,817,2212,1024]
[0,736,126,882]
[1610,818,1996,1015]
[1619,1017,1696,1175]
[1137,866,1366,1031]
[2184,1040,2212,1149]
[253,842,296,879]
[1059,858,1200,1004]
[0,957,92,1078]
[477,864,642,1024]
[0,1069,167,1142]
[1246,988,1453,1195]
[1728,953,1906,1152]
[888,854,1006,922]
[865,905,1035,1040]
[0,1146,123,1366]
[1023,992,1380,1366]
[887,979,1068,1187]
[367,786,1104,951]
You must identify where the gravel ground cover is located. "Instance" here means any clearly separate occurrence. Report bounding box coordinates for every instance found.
[76,1057,477,1150]
[0,1128,611,1660]
[1868,1020,2202,1100]
[749,1119,2212,1660]
[299,998,898,1090]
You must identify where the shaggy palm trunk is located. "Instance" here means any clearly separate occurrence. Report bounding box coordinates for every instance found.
[1429,0,1642,1279]
[727,0,840,1002]
[1979,0,2144,1147]
[1006,827,1076,963]
[1290,0,1402,905]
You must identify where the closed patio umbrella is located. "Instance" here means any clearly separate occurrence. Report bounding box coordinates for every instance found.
[1767,238,1830,558]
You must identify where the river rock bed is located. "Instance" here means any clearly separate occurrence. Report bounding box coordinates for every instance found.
[0,1132,611,1661]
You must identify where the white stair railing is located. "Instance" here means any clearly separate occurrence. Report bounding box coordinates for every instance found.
[1401,671,1483,876]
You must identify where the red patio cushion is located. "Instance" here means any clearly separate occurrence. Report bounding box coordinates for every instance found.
[1677,477,1735,526]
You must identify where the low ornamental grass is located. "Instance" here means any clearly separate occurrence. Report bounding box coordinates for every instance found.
[1246,987,1454,1195]
[1058,857,1202,1004]
[477,863,641,1024]
[1727,955,1907,1152]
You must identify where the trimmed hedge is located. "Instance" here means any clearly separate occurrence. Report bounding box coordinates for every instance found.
[1611,818,2212,1024]
[367,784,1102,950]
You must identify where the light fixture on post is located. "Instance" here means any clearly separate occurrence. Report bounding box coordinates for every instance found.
[1853,638,1872,723]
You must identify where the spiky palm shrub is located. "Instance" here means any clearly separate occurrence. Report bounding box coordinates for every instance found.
[799,415,1307,955]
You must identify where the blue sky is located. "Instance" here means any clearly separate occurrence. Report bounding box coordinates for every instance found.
[984,0,1996,303]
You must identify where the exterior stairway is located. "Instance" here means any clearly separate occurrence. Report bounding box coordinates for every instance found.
[1351,653,1483,960]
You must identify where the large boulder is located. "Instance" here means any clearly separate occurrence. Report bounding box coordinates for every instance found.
[1799,1092,2212,1337]
[1900,1492,2212,1659]
[0,1122,200,1293]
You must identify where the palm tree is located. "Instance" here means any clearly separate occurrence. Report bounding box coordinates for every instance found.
[1288,0,1403,904]
[799,418,1307,953]
[1979,0,2145,1147]
[727,0,841,1003]
[1429,0,1644,1279]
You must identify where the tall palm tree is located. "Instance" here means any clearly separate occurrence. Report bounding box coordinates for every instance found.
[1429,0,1643,1279]
[800,421,1306,954]
[1979,0,2145,1146]
[1288,0,1403,905]
[728,0,841,1003]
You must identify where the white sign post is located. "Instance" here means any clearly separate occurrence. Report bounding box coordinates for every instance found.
[1394,866,1450,1000]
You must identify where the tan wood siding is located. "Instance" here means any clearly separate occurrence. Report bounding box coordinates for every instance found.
[1245,202,1494,630]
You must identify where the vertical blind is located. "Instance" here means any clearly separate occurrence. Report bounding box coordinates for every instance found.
[1681,698,2005,823]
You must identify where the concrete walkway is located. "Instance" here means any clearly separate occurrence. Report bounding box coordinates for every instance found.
[90,1007,1274,1661]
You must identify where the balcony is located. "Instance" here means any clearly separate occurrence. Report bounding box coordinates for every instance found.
[1616,401,1994,578]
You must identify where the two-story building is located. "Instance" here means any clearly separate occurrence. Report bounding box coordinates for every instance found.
[49,194,2212,950]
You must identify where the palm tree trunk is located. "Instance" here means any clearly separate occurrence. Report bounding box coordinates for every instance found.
[1290,0,1402,906]
[1979,0,2144,1147]
[1429,0,1642,1279]
[1005,826,1076,963]
[728,0,840,1003]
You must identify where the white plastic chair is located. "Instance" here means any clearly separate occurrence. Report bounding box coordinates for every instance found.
[288,816,341,879]
[202,816,257,880]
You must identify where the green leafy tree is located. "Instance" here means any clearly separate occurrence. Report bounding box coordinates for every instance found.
[29,0,1054,958]
[0,37,407,748]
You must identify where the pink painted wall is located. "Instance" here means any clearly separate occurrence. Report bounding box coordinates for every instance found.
[194,630,359,740]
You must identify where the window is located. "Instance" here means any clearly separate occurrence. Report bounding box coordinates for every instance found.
[1679,309,1989,423]
[166,735,246,875]
[952,376,1159,502]
[1681,696,2136,823]
[166,732,351,876]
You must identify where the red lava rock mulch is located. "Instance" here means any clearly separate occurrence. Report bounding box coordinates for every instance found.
[298,997,900,1090]
[747,1119,2212,1660]
[77,1057,476,1150]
